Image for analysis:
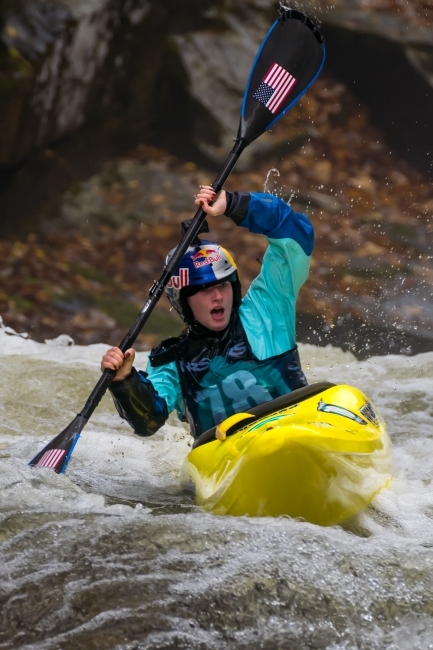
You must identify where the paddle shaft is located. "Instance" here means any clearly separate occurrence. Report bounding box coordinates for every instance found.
[78,137,247,421]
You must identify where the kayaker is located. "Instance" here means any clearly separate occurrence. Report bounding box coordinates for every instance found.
[101,185,314,438]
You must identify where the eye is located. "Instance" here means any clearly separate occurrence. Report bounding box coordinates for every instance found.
[201,281,230,294]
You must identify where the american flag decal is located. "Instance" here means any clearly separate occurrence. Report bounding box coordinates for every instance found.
[35,448,66,469]
[253,63,297,114]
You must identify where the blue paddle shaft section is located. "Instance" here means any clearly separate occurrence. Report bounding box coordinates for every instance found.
[61,432,81,473]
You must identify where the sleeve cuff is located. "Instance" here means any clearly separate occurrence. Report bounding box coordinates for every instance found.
[109,367,145,395]
[224,191,251,225]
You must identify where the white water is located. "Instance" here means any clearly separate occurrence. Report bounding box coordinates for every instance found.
[1,327,433,649]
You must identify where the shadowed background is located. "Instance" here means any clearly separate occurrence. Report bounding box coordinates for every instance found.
[0,0,432,358]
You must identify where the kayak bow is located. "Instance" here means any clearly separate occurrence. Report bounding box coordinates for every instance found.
[181,384,393,525]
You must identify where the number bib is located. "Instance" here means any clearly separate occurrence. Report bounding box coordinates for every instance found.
[149,313,307,437]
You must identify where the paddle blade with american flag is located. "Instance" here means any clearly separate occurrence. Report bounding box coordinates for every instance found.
[239,9,325,145]
[28,414,87,474]
[253,62,297,114]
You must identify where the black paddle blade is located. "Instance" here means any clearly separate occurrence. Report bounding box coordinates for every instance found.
[28,414,87,474]
[239,9,325,145]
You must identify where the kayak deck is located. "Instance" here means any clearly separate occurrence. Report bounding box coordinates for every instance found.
[181,384,393,525]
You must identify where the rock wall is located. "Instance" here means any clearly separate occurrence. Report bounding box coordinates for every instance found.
[300,0,433,174]
[1,0,433,171]
[0,0,432,237]
[0,0,218,167]
[0,0,280,236]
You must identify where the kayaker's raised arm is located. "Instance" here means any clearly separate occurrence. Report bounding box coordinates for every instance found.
[204,188,314,360]
[196,186,313,258]
[225,191,313,257]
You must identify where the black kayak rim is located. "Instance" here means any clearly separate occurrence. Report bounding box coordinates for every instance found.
[192,381,336,449]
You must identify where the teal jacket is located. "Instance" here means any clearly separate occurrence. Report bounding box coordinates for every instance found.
[110,191,313,436]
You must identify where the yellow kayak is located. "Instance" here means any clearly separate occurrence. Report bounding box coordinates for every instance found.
[181,382,393,526]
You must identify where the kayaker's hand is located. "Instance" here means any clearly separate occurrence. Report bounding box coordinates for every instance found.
[195,185,227,216]
[101,347,135,381]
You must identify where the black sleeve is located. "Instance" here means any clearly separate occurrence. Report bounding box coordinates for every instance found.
[224,191,251,225]
[109,367,169,437]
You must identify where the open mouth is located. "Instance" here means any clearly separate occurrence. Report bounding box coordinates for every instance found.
[210,306,225,320]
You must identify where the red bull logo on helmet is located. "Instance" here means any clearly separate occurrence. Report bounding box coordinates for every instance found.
[167,267,189,289]
[191,248,222,269]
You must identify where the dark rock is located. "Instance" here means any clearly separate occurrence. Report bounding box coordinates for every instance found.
[0,0,275,235]
[0,0,223,168]
[300,1,433,176]
[322,24,433,177]
[173,1,275,164]
[2,0,70,62]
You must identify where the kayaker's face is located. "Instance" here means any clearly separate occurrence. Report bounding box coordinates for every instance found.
[187,281,233,331]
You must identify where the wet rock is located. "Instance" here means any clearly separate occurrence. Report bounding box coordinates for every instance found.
[2,0,70,62]
[1,0,114,165]
[0,0,276,235]
[0,0,219,167]
[173,2,273,164]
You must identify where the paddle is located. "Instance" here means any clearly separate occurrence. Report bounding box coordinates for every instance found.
[28,8,325,473]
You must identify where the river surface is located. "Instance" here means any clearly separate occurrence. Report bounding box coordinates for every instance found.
[1,327,433,649]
